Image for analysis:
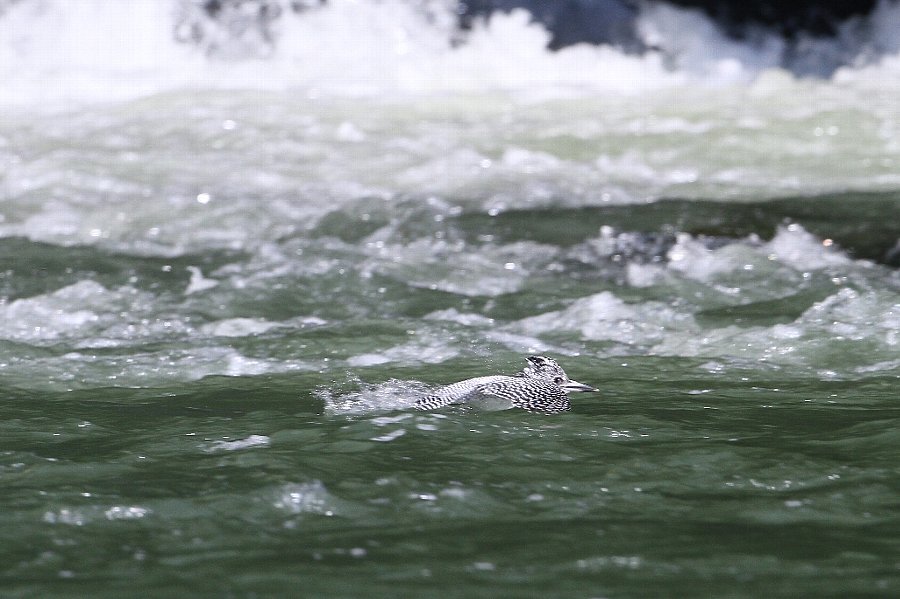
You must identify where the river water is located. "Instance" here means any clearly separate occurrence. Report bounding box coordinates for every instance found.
[1,1,899,597]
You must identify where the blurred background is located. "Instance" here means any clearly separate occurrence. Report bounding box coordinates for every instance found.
[1,1,898,597]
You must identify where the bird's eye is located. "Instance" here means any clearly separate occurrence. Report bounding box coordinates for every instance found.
[554,376,564,384]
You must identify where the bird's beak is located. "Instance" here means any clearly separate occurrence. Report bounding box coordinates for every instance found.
[562,380,598,393]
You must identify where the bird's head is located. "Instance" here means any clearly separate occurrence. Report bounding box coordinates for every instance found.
[523,355,598,394]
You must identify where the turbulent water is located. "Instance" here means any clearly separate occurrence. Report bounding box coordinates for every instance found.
[1,1,899,597]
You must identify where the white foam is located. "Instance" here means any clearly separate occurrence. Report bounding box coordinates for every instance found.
[222,353,284,377]
[206,434,271,452]
[200,317,281,337]
[320,378,429,416]
[802,287,899,343]
[370,428,406,442]
[44,504,151,525]
[104,506,151,520]
[1,1,898,389]
[360,238,556,297]
[483,331,560,355]
[0,343,314,391]
[345,328,462,369]
[275,480,334,515]
[626,263,666,288]
[346,353,391,367]
[515,291,695,345]
[0,0,898,109]
[2,75,898,255]
[855,359,900,374]
[636,3,785,81]
[667,233,745,280]
[650,286,900,370]
[184,266,219,295]
[423,309,495,327]
[0,281,111,342]
[0,0,202,105]
[43,508,87,526]
[7,0,891,106]
[765,224,851,271]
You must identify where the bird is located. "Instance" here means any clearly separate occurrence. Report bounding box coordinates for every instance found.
[415,355,598,414]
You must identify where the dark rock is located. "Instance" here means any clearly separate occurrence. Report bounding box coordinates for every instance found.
[458,1,885,47]
[459,0,643,51]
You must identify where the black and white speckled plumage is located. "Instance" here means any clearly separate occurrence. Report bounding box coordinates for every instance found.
[415,356,596,414]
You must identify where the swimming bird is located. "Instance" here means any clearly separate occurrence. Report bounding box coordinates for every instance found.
[415,355,597,414]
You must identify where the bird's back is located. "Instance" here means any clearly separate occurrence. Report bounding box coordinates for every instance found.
[416,374,570,413]
[415,375,518,410]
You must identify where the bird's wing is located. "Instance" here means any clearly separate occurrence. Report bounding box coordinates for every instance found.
[416,376,513,410]
[480,378,570,414]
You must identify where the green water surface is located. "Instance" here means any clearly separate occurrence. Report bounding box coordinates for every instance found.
[1,360,898,598]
